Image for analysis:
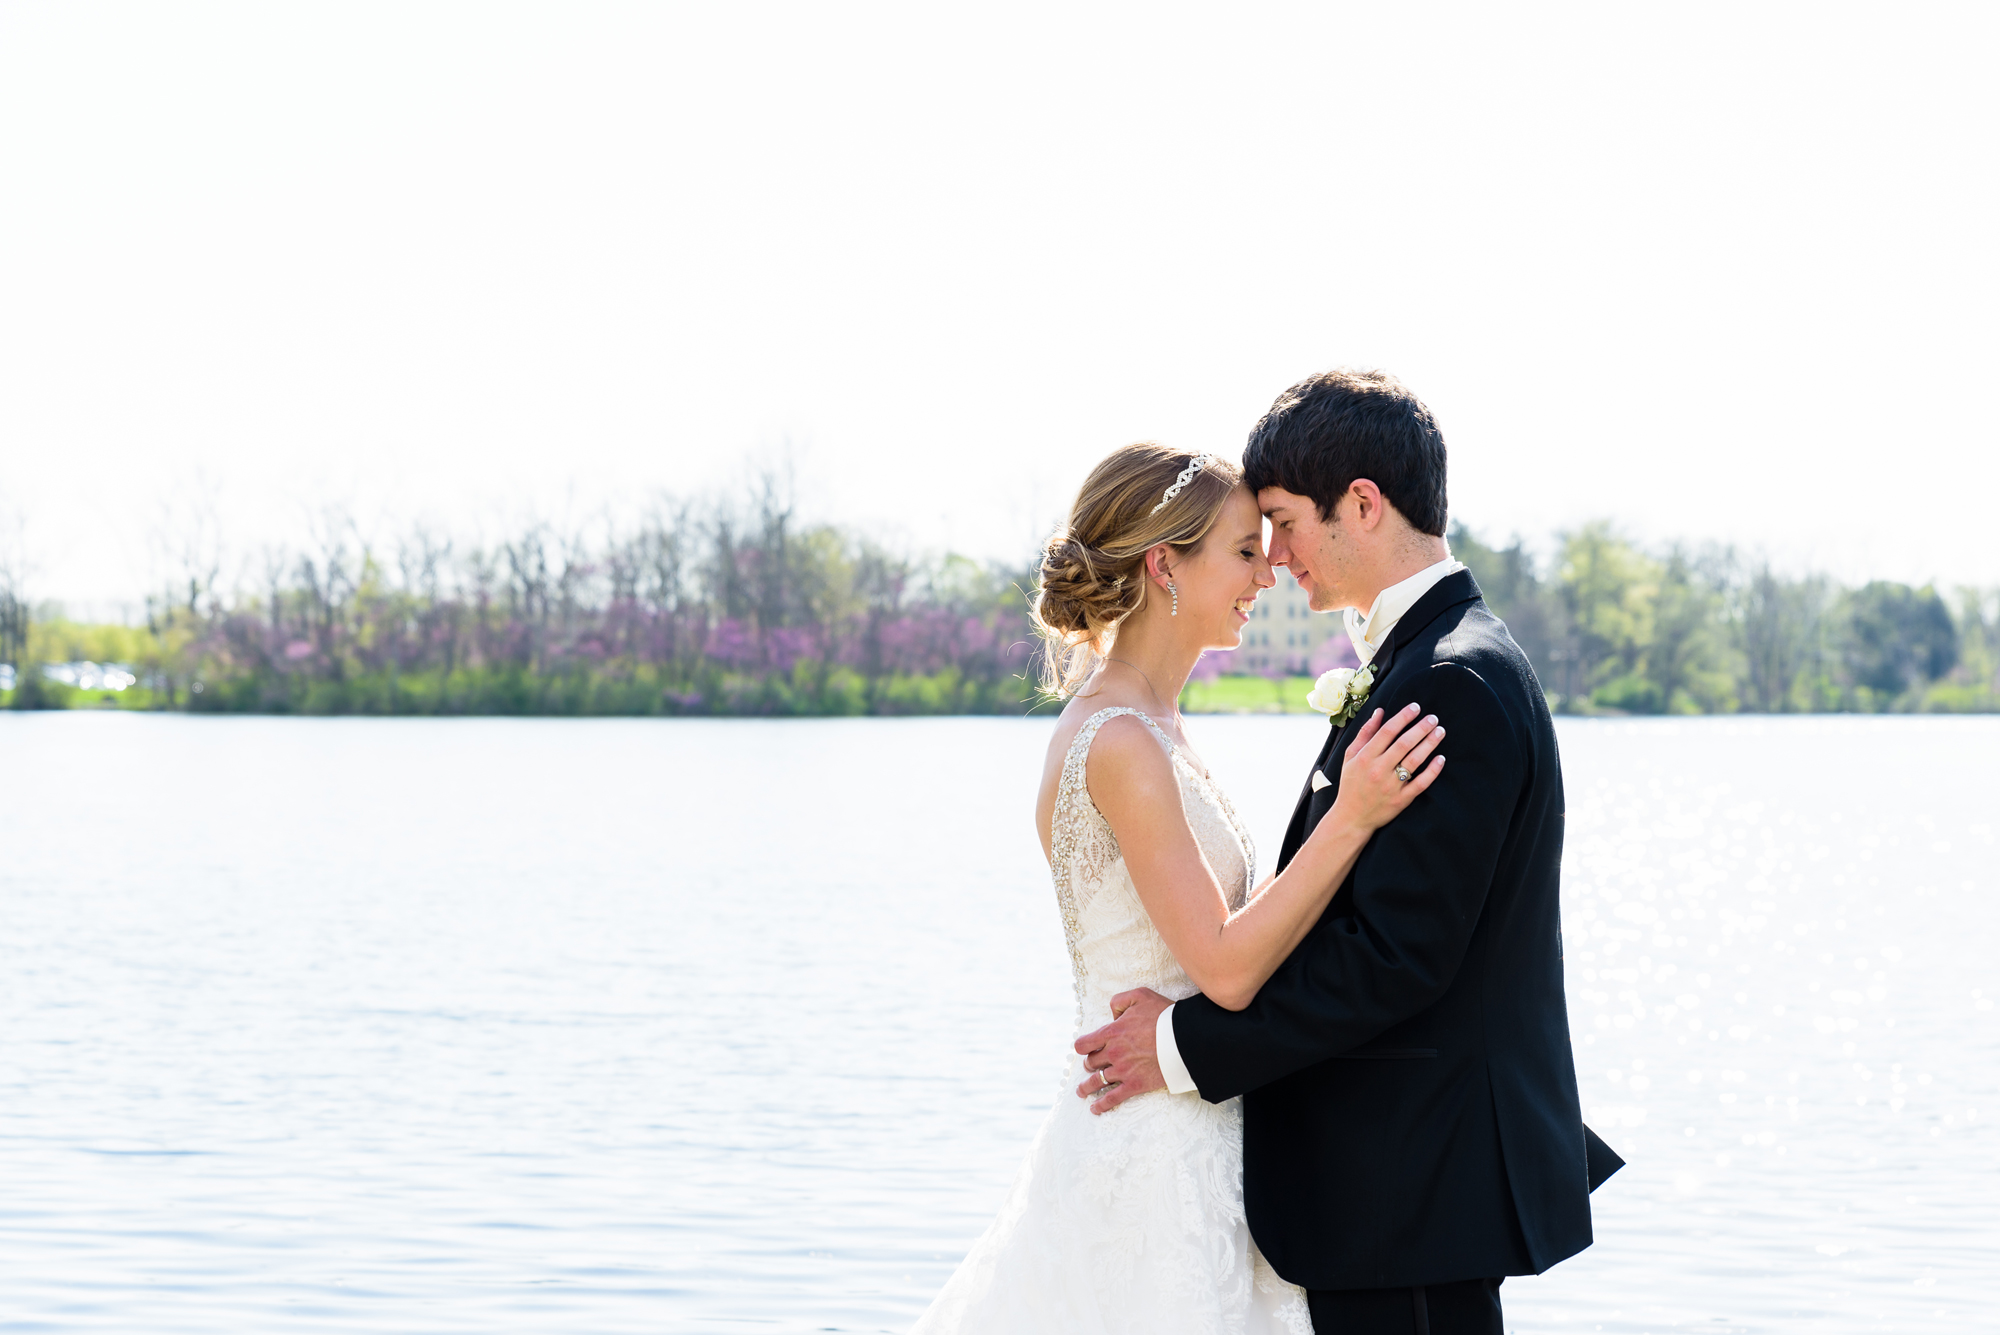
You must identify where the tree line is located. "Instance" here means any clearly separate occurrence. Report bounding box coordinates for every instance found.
[3,481,1041,716]
[2,492,1995,715]
[1452,522,1997,714]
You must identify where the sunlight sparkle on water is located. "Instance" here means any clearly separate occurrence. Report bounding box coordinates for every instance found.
[0,714,1993,1332]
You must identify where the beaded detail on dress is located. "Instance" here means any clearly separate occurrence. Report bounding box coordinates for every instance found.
[1048,707,1258,1029]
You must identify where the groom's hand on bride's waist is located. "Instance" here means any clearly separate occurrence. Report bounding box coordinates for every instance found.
[1074,988,1171,1115]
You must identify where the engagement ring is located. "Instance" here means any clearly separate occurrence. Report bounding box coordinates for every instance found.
[1394,766,1413,783]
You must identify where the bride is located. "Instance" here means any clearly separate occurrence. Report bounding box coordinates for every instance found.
[911,444,1446,1333]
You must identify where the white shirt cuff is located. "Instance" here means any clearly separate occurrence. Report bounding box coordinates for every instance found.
[1156,1003,1198,1095]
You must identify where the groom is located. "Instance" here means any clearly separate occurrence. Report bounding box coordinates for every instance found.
[1076,369,1619,1334]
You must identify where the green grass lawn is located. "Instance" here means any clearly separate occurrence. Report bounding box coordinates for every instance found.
[1180,674,1321,714]
[3,672,1328,716]
[1,683,165,711]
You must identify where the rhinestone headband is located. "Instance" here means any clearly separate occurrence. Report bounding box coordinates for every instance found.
[1150,454,1221,516]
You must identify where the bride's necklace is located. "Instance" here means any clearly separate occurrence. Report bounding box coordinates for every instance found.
[1105,657,1183,734]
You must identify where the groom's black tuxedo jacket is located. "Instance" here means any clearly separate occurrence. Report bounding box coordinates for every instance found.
[1172,570,1612,1291]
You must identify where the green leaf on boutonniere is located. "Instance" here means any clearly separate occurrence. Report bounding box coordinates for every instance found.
[1306,662,1376,725]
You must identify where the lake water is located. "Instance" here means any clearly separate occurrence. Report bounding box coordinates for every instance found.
[0,713,1994,1332]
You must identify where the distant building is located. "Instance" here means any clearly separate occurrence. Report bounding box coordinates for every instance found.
[1232,570,1356,676]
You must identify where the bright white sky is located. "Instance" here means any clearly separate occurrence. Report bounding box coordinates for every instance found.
[3,3,1996,613]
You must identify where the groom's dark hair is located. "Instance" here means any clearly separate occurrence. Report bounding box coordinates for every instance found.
[1241,369,1448,536]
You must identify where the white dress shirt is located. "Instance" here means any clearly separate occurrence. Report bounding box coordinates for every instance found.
[1154,555,1466,1096]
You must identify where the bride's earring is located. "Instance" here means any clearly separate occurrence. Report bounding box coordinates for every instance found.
[1168,581,1178,616]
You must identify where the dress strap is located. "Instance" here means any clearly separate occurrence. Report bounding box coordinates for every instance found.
[1066,706,1174,762]
[1055,708,1168,837]
[1057,708,1181,821]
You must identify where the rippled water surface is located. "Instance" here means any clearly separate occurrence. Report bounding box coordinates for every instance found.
[1,713,1994,1332]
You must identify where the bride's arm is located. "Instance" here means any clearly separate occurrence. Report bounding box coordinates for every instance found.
[1089,704,1445,1011]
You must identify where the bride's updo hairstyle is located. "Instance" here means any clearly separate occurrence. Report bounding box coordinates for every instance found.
[1033,443,1243,698]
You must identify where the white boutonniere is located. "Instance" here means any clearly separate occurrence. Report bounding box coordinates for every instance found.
[1306,663,1377,726]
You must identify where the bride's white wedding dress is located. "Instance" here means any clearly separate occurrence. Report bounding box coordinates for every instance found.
[912,708,1311,1334]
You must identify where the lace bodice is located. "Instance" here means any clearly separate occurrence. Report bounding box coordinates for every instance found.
[1049,707,1258,1030]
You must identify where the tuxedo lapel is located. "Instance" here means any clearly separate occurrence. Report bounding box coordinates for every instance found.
[1277,579,1466,869]
[1385,570,1480,658]
[1277,718,1344,872]
[1323,573,1476,760]
[1323,631,1399,767]
[1352,634,1399,725]
[1277,573,1481,871]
